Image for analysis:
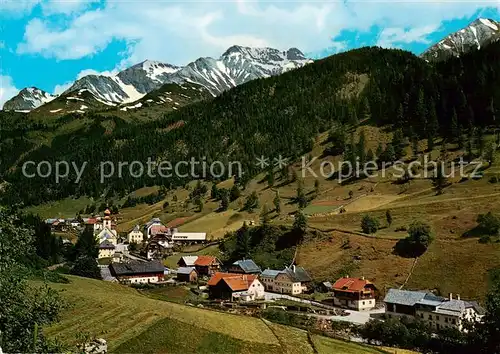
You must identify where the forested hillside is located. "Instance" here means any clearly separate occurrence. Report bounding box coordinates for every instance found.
[1,44,499,206]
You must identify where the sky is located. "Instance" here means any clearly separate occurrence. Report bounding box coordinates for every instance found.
[1,0,499,108]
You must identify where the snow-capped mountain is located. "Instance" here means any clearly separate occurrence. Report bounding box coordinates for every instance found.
[167,46,312,95]
[3,46,311,112]
[3,87,56,111]
[421,18,500,62]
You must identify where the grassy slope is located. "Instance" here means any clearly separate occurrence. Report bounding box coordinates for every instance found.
[30,125,500,300]
[45,275,383,354]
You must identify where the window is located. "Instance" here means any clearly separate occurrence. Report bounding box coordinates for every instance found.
[420,313,424,318]
[362,301,365,305]
[429,315,432,320]
[436,316,440,321]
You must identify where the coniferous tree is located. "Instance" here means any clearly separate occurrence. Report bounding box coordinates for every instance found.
[432,167,449,195]
[273,191,281,214]
[260,204,270,225]
[357,129,367,164]
[314,179,320,196]
[219,190,229,211]
[211,183,219,199]
[293,210,307,234]
[392,129,405,159]
[450,109,459,142]
[229,184,240,201]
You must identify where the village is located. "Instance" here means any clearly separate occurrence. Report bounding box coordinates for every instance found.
[45,209,486,333]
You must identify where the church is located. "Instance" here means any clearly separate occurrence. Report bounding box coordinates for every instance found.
[93,209,118,258]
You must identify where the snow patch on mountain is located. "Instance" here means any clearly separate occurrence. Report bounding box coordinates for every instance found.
[3,87,56,111]
[421,18,500,62]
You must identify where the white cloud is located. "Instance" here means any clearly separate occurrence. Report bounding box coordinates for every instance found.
[0,75,20,109]
[377,25,441,48]
[0,0,40,16]
[16,1,493,68]
[41,0,99,15]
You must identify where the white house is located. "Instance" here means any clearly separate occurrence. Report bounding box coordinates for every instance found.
[384,289,485,331]
[127,225,144,244]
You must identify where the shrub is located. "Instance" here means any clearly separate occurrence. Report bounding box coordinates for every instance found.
[477,212,500,236]
[361,215,379,234]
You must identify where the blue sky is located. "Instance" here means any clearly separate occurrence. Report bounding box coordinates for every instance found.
[1,0,499,107]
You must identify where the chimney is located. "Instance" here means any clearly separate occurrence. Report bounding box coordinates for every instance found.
[457,294,460,300]
[292,265,296,272]
[360,276,365,280]
[345,275,349,278]
[449,293,453,300]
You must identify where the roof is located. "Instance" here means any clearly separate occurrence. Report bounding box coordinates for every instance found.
[261,269,281,278]
[437,299,485,315]
[194,255,219,266]
[332,277,374,292]
[282,266,312,282]
[177,267,197,275]
[178,256,198,266]
[223,275,257,291]
[99,240,115,249]
[207,272,238,286]
[150,225,168,236]
[232,259,262,273]
[145,218,162,228]
[109,260,164,276]
[171,232,206,241]
[384,289,432,306]
[322,281,332,288]
[86,218,98,225]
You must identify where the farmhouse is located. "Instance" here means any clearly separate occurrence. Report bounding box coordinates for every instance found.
[194,256,221,276]
[98,240,116,259]
[208,272,264,301]
[144,218,165,239]
[176,267,198,283]
[332,276,377,311]
[259,266,312,295]
[127,225,144,244]
[228,259,262,274]
[177,256,198,267]
[384,289,485,331]
[109,260,164,284]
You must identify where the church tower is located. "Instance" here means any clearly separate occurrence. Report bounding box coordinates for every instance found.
[103,208,112,230]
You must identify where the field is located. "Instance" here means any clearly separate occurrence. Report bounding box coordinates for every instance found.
[28,126,500,301]
[44,275,388,353]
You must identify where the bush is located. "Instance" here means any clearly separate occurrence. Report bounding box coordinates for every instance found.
[489,176,498,184]
[477,212,500,236]
[395,221,433,257]
[361,215,379,234]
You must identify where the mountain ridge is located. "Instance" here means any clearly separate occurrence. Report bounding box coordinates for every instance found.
[3,45,311,111]
[421,18,500,62]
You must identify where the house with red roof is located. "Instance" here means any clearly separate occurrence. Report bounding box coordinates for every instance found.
[332,276,377,311]
[207,272,264,302]
[193,255,221,276]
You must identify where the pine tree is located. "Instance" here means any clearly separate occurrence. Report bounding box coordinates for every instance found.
[357,129,367,164]
[376,142,384,161]
[392,129,405,159]
[432,167,449,195]
[386,209,393,227]
[267,168,275,188]
[314,179,320,196]
[273,191,281,214]
[236,222,251,259]
[450,109,459,143]
[383,144,396,163]
[230,184,240,201]
[427,101,439,152]
[260,204,271,225]
[244,191,259,212]
[211,183,219,200]
[220,190,229,211]
[366,149,375,163]
[293,210,308,234]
